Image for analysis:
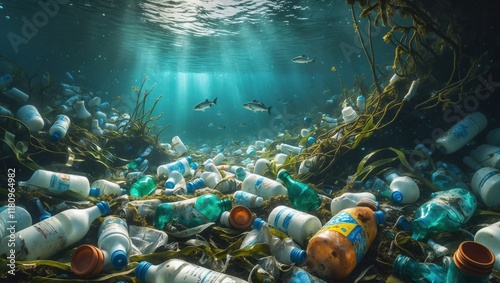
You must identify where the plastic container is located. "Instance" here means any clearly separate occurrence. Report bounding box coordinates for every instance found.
[246,144,257,156]
[0,74,13,88]
[234,190,264,208]
[474,220,500,271]
[253,158,271,175]
[129,175,157,198]
[330,192,377,216]
[277,143,304,155]
[5,87,29,103]
[470,144,500,169]
[470,166,500,208]
[212,152,226,165]
[306,205,385,280]
[356,94,366,112]
[185,177,205,194]
[119,199,162,225]
[164,171,184,189]
[389,176,420,204]
[71,244,105,277]
[156,156,193,177]
[267,205,322,246]
[97,216,132,270]
[18,169,99,199]
[219,205,253,230]
[342,105,358,124]
[91,179,126,197]
[410,188,477,240]
[74,100,91,119]
[240,171,288,200]
[446,241,495,283]
[49,114,71,142]
[0,205,32,240]
[393,254,447,282]
[486,127,500,146]
[135,259,248,283]
[0,201,109,260]
[357,177,403,203]
[155,193,231,229]
[435,111,488,154]
[171,136,187,157]
[274,153,288,165]
[278,169,321,211]
[298,156,317,175]
[431,162,469,191]
[0,105,13,123]
[16,104,44,132]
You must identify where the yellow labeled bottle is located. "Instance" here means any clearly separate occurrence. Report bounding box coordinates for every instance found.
[306,202,385,280]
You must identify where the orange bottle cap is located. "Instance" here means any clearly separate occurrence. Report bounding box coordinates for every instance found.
[71,244,105,277]
[229,205,253,230]
[453,241,495,276]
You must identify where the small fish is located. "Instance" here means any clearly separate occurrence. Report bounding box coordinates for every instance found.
[243,100,272,115]
[194,97,217,111]
[291,55,315,64]
[218,124,226,130]
[217,111,223,116]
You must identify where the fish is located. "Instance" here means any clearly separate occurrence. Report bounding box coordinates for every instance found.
[193,97,217,111]
[243,100,272,115]
[291,55,315,64]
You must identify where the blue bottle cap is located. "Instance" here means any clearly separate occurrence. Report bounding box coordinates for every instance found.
[89,187,100,197]
[39,210,52,221]
[111,249,128,269]
[96,201,110,215]
[395,215,410,231]
[50,131,62,142]
[120,188,127,195]
[290,248,307,264]
[374,210,385,225]
[165,180,175,189]
[307,137,316,146]
[190,162,199,170]
[186,183,195,194]
[391,191,403,203]
[253,218,265,230]
[135,261,153,281]
[186,156,193,163]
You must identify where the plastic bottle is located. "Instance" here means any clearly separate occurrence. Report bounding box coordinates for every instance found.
[342,105,358,124]
[470,144,500,169]
[155,193,232,230]
[5,87,29,103]
[253,158,271,175]
[32,197,51,221]
[282,266,327,283]
[129,175,157,198]
[410,188,477,241]
[16,104,44,132]
[274,153,288,165]
[119,199,162,225]
[91,179,126,197]
[0,205,32,240]
[246,144,257,156]
[74,100,91,119]
[219,205,253,230]
[446,241,495,283]
[486,127,500,146]
[240,169,288,200]
[97,216,132,270]
[306,204,385,280]
[383,170,420,204]
[392,254,447,283]
[156,156,193,177]
[171,135,187,157]
[357,177,403,203]
[277,143,304,155]
[474,220,500,271]
[431,162,469,191]
[0,105,13,123]
[49,114,71,142]
[330,192,377,216]
[212,152,226,165]
[18,169,100,199]
[267,205,322,246]
[164,171,184,189]
[0,74,13,88]
[234,190,264,208]
[466,155,500,208]
[435,111,488,154]
[0,201,109,260]
[277,169,321,211]
[356,94,366,112]
[135,259,248,283]
[185,177,205,194]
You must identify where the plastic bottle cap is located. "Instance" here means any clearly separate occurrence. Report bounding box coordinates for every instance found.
[135,261,153,282]
[71,244,104,277]
[191,162,199,170]
[454,241,495,276]
[186,156,193,163]
[111,249,128,269]
[50,131,62,142]
[277,169,288,178]
[391,191,404,203]
[307,137,316,146]
[39,211,52,221]
[290,248,307,264]
[97,201,110,215]
[374,210,385,225]
[253,217,265,230]
[228,205,253,230]
[395,215,410,231]
[89,187,100,197]
[120,188,127,195]
[356,199,380,211]
[165,180,175,188]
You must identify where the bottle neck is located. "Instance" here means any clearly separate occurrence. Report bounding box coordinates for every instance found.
[453,241,495,277]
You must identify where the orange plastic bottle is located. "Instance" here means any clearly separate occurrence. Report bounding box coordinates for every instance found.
[306,202,385,280]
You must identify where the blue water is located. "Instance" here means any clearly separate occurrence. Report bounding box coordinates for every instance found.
[0,0,394,146]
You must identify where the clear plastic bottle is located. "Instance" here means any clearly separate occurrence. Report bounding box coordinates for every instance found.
[431,162,469,191]
[135,259,248,283]
[330,192,377,216]
[392,254,447,283]
[91,179,126,197]
[267,205,322,246]
[119,199,162,225]
[49,114,71,142]
[357,177,403,203]
[155,193,232,230]
[306,205,385,280]
[410,188,477,240]
[240,170,288,200]
[97,216,132,270]
[277,169,321,211]
[18,169,100,199]
[156,156,193,177]
[356,94,366,112]
[129,175,157,198]
[0,201,110,260]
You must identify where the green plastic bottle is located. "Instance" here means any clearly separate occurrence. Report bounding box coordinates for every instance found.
[129,175,157,198]
[155,193,232,229]
[393,254,447,282]
[277,169,321,211]
[410,188,477,241]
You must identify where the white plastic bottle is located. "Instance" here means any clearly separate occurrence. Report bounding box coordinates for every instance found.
[383,170,420,204]
[157,156,193,177]
[164,171,185,189]
[330,192,377,216]
[5,87,29,103]
[171,136,187,157]
[298,156,318,175]
[98,216,132,270]
[486,128,500,146]
[16,104,44,132]
[240,170,288,200]
[91,179,126,197]
[435,111,488,154]
[0,105,13,122]
[135,259,247,283]
[0,205,32,240]
[267,205,322,246]
[253,158,271,175]
[212,152,226,165]
[49,114,71,142]
[466,156,500,208]
[0,201,110,260]
[474,220,500,271]
[470,144,500,169]
[18,169,100,199]
[234,190,264,208]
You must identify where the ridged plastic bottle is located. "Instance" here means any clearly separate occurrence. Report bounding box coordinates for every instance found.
[129,175,157,198]
[410,188,477,240]
[306,205,385,280]
[18,169,100,199]
[135,259,248,283]
[267,205,322,246]
[97,216,132,270]
[0,201,109,260]
[277,169,321,212]
[392,254,447,283]
[155,193,232,229]
[239,169,288,200]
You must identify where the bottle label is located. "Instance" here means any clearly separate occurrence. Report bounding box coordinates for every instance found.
[273,207,296,234]
[49,173,70,192]
[323,211,367,264]
[34,217,61,240]
[172,199,209,224]
[177,264,226,282]
[450,123,469,139]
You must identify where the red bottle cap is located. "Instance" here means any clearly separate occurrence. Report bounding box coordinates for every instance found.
[229,205,253,230]
[71,244,105,277]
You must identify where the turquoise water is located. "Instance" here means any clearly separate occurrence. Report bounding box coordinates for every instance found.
[0,0,395,145]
